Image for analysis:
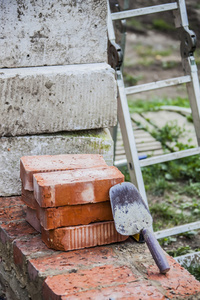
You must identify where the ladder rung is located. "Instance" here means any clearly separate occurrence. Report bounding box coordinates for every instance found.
[155,221,200,239]
[140,147,200,167]
[111,3,178,21]
[160,106,191,115]
[174,251,200,266]
[114,158,128,168]
[125,75,191,95]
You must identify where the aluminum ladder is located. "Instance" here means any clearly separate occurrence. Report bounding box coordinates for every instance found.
[107,0,200,239]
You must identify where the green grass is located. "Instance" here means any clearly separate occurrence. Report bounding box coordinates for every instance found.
[123,73,143,87]
[126,18,144,31]
[152,19,175,32]
[185,265,200,281]
[195,49,200,65]
[128,96,190,113]
[134,44,172,58]
[167,246,197,257]
[162,61,179,69]
[151,120,185,145]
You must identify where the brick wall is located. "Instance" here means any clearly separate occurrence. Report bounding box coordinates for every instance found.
[1,196,200,299]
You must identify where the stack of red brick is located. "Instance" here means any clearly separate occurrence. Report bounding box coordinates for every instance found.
[20,154,128,251]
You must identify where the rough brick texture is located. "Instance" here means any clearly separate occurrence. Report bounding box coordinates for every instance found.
[21,186,36,209]
[37,201,113,230]
[33,166,124,207]
[1,196,200,300]
[43,253,200,300]
[20,154,107,191]
[41,221,128,251]
[25,198,113,231]
[25,207,41,233]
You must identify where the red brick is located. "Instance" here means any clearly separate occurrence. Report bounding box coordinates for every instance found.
[0,197,38,244]
[21,185,37,209]
[20,154,107,191]
[28,247,116,281]
[0,220,37,244]
[41,221,128,251]
[37,201,113,230]
[147,256,200,298]
[0,196,23,208]
[13,236,53,271]
[43,265,138,299]
[0,204,26,224]
[61,282,166,300]
[25,207,41,233]
[33,166,124,207]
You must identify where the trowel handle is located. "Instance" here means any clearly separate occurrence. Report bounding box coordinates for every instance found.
[142,228,170,274]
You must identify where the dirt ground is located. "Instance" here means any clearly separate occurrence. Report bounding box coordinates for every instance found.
[147,192,200,255]
[113,1,200,258]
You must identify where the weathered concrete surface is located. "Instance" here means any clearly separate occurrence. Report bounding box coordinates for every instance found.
[0,129,113,196]
[0,63,117,136]
[0,0,107,67]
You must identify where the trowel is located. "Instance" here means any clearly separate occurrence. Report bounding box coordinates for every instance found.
[109,182,170,274]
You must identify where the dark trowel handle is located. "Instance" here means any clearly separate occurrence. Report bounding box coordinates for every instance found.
[142,228,170,274]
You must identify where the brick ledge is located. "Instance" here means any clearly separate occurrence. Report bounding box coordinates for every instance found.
[0,196,200,300]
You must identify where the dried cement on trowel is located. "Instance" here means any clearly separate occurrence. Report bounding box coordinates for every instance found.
[113,202,152,236]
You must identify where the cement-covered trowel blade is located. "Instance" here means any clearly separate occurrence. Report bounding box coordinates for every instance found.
[109,182,170,274]
[109,182,152,236]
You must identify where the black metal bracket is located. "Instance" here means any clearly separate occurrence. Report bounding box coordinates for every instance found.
[180,27,197,58]
[108,40,123,71]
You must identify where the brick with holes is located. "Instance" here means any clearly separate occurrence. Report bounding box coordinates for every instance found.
[41,221,128,251]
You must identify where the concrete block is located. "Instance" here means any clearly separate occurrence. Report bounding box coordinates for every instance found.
[0,63,117,136]
[0,128,113,196]
[0,0,107,68]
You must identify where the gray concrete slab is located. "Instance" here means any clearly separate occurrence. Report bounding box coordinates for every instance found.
[0,63,117,136]
[0,0,107,67]
[0,128,113,196]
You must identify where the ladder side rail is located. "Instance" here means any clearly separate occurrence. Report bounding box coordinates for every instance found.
[111,3,178,21]
[172,0,200,145]
[172,0,189,28]
[174,251,200,266]
[107,0,148,206]
[183,57,200,146]
[117,71,148,207]
[107,0,116,43]
[107,0,121,161]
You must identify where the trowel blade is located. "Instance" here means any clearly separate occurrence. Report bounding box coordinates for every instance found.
[109,182,152,236]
